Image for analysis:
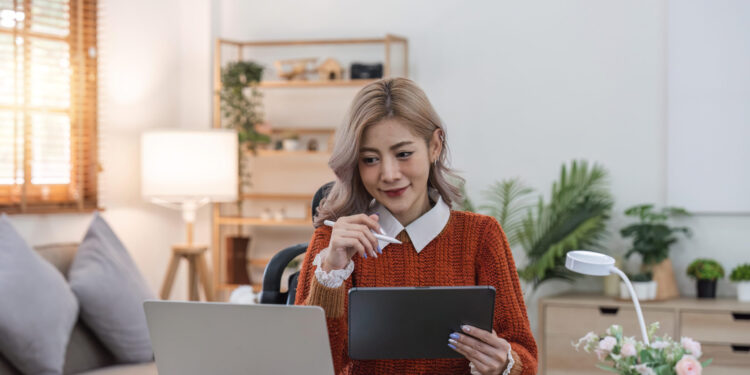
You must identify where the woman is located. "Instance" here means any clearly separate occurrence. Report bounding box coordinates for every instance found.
[295,78,537,375]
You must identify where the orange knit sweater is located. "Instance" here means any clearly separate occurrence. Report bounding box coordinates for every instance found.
[295,211,538,375]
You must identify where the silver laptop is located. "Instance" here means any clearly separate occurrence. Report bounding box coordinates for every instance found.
[144,300,335,375]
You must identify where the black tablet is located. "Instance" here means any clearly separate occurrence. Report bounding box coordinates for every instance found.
[348,286,496,360]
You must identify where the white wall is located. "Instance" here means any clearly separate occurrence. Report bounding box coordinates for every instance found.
[7,0,749,334]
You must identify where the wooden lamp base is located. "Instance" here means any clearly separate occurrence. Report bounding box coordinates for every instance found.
[160,244,213,301]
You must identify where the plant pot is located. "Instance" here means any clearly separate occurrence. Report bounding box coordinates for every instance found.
[225,236,251,285]
[696,279,717,299]
[651,258,680,300]
[737,281,750,302]
[621,281,657,301]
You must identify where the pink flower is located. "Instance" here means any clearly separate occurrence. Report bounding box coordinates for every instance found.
[598,336,617,352]
[595,348,608,361]
[621,342,637,358]
[681,337,702,358]
[675,355,702,375]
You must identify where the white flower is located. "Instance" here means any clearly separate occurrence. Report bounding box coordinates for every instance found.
[599,336,617,352]
[621,342,637,358]
[651,340,670,350]
[681,337,702,358]
[634,364,656,375]
[607,325,622,336]
[573,332,599,352]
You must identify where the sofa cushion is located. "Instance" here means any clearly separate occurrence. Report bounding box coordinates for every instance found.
[35,243,79,279]
[0,214,79,375]
[68,213,155,363]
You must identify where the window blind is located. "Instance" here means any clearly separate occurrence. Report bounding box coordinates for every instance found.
[0,0,97,213]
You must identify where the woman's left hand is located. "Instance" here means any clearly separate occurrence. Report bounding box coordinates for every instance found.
[448,325,511,375]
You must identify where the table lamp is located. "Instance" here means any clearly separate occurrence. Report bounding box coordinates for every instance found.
[565,250,650,345]
[141,129,238,300]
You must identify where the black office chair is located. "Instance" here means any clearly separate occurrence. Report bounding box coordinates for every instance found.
[259,182,333,305]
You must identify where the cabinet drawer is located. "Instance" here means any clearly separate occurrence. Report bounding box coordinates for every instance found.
[702,343,750,375]
[545,305,675,338]
[543,336,602,375]
[680,311,750,345]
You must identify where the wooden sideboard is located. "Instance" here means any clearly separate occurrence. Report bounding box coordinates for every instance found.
[538,294,750,375]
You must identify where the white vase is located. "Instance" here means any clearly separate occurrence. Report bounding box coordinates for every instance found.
[621,281,658,301]
[738,281,750,302]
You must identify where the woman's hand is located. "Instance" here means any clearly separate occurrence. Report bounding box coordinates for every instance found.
[449,325,511,375]
[322,214,382,271]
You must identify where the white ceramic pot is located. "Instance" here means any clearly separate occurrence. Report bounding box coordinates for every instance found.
[738,281,750,302]
[621,281,658,301]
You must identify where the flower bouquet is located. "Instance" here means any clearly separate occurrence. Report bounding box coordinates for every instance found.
[573,323,711,375]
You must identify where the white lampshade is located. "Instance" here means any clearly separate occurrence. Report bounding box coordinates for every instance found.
[141,129,238,203]
[565,250,616,276]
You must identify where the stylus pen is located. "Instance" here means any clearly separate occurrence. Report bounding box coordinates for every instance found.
[323,220,402,244]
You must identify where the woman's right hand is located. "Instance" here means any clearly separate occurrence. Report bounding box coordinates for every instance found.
[322,214,382,271]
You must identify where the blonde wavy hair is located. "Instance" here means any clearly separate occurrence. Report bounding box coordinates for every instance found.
[313,78,463,227]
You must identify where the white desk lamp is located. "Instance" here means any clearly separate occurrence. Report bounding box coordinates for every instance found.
[565,250,650,345]
[141,129,238,301]
[141,129,238,245]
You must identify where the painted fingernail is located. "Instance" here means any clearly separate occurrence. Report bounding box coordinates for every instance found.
[449,333,460,340]
[363,253,367,259]
[448,343,456,350]
[377,245,382,254]
[448,338,457,345]
[462,325,471,333]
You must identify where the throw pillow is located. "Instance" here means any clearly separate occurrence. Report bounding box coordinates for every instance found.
[0,214,78,374]
[68,212,155,363]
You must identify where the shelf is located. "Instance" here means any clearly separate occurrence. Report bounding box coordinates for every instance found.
[247,258,271,267]
[217,217,311,227]
[249,150,333,157]
[220,35,408,47]
[257,79,378,88]
[240,193,313,200]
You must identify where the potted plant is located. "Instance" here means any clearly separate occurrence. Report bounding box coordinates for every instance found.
[620,272,657,301]
[620,204,690,300]
[730,263,750,302]
[687,259,725,299]
[219,61,271,284]
[477,160,614,290]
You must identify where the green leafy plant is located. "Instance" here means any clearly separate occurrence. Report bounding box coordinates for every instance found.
[620,204,691,266]
[730,264,750,282]
[627,272,653,282]
[480,160,614,289]
[219,61,270,150]
[686,259,725,281]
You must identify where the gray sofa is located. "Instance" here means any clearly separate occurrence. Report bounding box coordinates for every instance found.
[0,243,157,375]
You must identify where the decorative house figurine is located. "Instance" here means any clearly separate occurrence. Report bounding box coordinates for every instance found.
[274,58,317,81]
[317,58,343,81]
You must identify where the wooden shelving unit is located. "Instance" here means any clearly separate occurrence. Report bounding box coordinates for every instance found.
[211,35,409,300]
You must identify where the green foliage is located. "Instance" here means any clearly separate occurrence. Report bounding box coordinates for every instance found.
[628,271,653,282]
[620,204,691,266]
[730,263,750,282]
[686,258,725,281]
[480,160,613,290]
[479,179,534,246]
[453,178,476,213]
[219,61,270,150]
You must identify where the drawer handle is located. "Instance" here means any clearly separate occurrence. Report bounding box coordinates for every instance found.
[732,312,750,321]
[731,345,750,353]
[599,307,619,315]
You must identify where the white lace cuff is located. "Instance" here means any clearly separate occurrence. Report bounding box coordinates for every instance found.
[313,249,354,288]
[469,350,514,375]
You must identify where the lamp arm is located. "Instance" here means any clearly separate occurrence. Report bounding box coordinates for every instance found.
[609,266,650,346]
